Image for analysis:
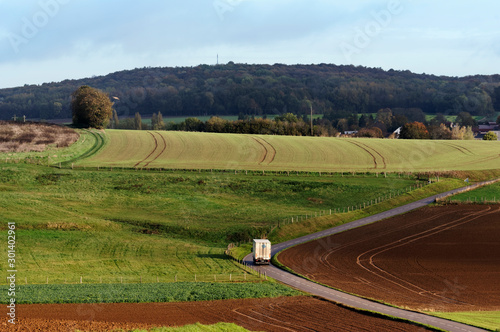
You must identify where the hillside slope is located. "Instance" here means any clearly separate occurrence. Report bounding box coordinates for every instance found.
[1,63,499,121]
[76,130,500,172]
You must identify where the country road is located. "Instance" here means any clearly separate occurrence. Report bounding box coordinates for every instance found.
[244,182,498,332]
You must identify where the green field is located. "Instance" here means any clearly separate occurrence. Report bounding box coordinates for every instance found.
[74,130,500,172]
[0,163,427,286]
[430,311,500,331]
[0,282,300,304]
[446,181,500,203]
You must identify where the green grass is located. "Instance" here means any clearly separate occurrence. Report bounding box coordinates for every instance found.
[129,323,251,332]
[76,130,500,172]
[429,311,500,331]
[0,282,301,304]
[0,164,422,286]
[446,181,500,203]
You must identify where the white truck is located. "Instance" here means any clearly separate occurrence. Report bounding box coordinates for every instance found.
[253,239,271,265]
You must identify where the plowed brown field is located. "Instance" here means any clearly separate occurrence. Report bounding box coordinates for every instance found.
[4,296,432,331]
[279,204,500,312]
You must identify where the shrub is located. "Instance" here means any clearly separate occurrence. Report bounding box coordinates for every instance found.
[483,131,498,141]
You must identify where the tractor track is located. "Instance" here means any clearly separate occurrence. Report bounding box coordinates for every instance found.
[355,206,497,307]
[143,132,167,168]
[439,142,475,155]
[251,136,277,165]
[345,140,379,169]
[133,131,164,168]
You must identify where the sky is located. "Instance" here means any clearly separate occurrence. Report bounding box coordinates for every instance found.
[0,0,499,89]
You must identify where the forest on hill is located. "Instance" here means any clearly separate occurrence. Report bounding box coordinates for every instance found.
[1,63,500,121]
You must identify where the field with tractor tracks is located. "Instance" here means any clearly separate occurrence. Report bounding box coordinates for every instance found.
[277,204,500,329]
[10,296,436,332]
[75,130,500,172]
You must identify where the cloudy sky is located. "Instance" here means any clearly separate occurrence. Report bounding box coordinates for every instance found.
[0,0,499,89]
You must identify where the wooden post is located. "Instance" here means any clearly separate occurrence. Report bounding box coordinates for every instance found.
[80,276,82,284]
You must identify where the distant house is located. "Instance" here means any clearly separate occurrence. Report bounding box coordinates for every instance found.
[474,122,499,140]
[478,123,499,134]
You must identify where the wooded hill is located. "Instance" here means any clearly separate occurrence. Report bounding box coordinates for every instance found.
[1,63,499,121]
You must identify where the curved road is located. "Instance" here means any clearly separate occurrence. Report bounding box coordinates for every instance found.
[244,182,497,332]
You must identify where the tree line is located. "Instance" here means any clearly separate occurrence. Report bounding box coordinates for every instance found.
[1,63,500,121]
[72,85,498,140]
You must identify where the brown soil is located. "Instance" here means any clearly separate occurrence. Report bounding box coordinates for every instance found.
[3,296,431,332]
[279,204,500,312]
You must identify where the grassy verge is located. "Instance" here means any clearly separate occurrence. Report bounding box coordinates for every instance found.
[129,323,251,332]
[0,282,301,304]
[444,180,500,203]
[429,311,500,331]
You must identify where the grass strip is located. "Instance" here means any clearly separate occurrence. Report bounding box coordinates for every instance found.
[129,323,252,332]
[428,311,500,331]
[0,282,302,305]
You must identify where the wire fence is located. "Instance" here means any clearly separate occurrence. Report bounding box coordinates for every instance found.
[277,182,429,228]
[3,271,264,286]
